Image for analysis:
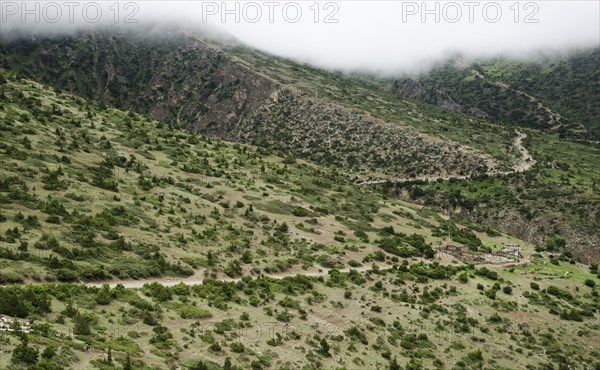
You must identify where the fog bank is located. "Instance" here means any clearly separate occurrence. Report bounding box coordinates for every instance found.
[1,1,598,75]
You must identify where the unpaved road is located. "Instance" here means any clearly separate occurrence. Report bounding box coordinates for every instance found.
[511,130,535,173]
[86,250,527,289]
[356,130,535,186]
[473,69,563,127]
[86,263,390,289]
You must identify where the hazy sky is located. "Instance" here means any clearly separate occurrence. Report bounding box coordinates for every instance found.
[2,1,599,74]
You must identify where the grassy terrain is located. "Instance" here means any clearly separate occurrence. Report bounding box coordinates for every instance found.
[1,255,598,369]
[228,45,516,166]
[226,44,600,262]
[0,67,599,370]
[1,30,597,264]
[0,68,518,283]
[381,49,600,140]
[386,127,600,261]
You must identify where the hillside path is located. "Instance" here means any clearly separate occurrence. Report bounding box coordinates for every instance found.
[356,130,535,186]
[85,263,389,289]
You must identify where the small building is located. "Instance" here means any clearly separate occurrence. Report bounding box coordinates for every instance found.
[0,315,32,333]
[497,244,523,260]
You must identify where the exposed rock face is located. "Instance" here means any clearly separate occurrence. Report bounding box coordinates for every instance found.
[385,78,462,111]
[0,30,278,135]
[385,78,492,119]
[231,89,493,177]
[485,208,600,264]
[0,30,496,179]
[2,28,596,263]
[384,49,600,141]
[467,107,490,119]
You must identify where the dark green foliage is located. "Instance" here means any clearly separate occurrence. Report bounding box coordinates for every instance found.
[389,357,401,370]
[150,325,174,347]
[319,338,331,357]
[487,313,503,324]
[585,279,596,288]
[449,226,483,251]
[400,333,432,351]
[378,232,435,258]
[230,342,245,353]
[72,313,92,335]
[223,358,233,370]
[0,286,52,318]
[546,285,573,301]
[143,282,173,302]
[62,301,78,318]
[11,339,39,365]
[475,267,499,280]
[41,346,56,360]
[559,310,580,321]
[407,262,463,281]
[463,349,484,367]
[457,272,469,284]
[545,236,567,252]
[123,353,133,370]
[41,167,67,190]
[95,284,113,305]
[224,260,242,277]
[89,164,118,191]
[344,325,368,345]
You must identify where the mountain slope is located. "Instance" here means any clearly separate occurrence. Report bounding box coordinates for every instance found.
[0,28,498,179]
[385,50,600,140]
[1,67,522,283]
[0,69,599,370]
[1,27,598,263]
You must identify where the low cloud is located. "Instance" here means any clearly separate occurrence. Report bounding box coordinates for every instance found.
[1,1,598,75]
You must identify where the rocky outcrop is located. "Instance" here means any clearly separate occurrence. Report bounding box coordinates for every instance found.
[0,29,497,180]
[385,77,493,120]
[385,78,463,112]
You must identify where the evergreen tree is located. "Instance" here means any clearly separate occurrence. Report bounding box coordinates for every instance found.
[12,338,39,365]
[319,338,330,357]
[224,357,233,370]
[123,353,133,370]
[390,357,401,370]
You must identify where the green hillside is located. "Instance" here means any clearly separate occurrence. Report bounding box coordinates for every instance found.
[0,68,461,283]
[0,29,513,177]
[0,69,599,370]
[1,29,599,263]
[386,49,600,140]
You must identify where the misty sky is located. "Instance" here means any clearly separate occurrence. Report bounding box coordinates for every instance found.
[2,1,599,74]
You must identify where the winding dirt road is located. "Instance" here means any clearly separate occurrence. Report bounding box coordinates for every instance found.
[511,130,536,173]
[86,263,390,289]
[355,130,535,186]
[8,133,535,291]
[86,132,537,289]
